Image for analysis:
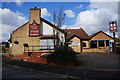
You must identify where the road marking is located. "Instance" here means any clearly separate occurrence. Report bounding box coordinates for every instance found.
[94,69,120,71]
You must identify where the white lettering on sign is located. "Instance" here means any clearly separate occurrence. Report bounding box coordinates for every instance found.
[29,21,40,37]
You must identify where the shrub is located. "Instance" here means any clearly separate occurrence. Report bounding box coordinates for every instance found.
[47,45,78,67]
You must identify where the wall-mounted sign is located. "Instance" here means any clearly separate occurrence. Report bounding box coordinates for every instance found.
[29,20,40,37]
[109,21,117,32]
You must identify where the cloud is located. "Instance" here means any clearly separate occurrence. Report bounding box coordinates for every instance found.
[41,8,51,17]
[64,10,75,18]
[75,4,83,8]
[16,0,23,6]
[74,2,118,37]
[0,8,27,42]
[0,24,15,41]
[89,2,118,14]
[16,11,23,16]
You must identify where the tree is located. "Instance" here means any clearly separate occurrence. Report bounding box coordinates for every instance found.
[47,45,78,67]
[53,7,66,28]
[52,7,67,49]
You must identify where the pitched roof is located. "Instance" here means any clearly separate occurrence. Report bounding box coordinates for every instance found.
[13,21,29,33]
[40,18,67,34]
[12,18,66,35]
[63,28,90,40]
[89,31,114,39]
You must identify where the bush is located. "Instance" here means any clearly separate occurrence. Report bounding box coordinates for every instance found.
[47,45,78,67]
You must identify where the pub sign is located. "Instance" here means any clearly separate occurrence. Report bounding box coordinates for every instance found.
[109,21,117,32]
[29,20,40,37]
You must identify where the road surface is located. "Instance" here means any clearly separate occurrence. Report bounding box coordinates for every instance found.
[2,63,120,80]
[2,64,64,79]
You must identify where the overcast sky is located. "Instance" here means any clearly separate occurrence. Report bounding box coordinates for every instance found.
[0,1,120,42]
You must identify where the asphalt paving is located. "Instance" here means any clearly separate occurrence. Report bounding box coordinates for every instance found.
[2,64,64,79]
[2,53,120,80]
[2,63,120,80]
[77,53,120,69]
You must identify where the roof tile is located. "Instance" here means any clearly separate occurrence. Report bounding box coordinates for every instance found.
[63,28,90,40]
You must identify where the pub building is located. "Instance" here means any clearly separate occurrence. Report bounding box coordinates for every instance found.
[9,7,118,58]
[9,7,66,57]
[63,29,115,53]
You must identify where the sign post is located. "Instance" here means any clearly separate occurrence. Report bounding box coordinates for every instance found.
[109,21,117,54]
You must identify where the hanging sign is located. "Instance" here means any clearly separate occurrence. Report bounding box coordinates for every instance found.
[109,21,117,32]
[29,21,40,37]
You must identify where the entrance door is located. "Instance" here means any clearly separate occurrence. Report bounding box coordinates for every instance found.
[109,41,114,53]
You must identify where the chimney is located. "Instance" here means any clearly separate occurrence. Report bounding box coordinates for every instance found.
[30,7,41,24]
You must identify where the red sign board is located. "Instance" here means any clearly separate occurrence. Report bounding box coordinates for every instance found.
[109,21,117,32]
[29,21,40,37]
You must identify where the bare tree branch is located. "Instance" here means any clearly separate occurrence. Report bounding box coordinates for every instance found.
[52,7,66,28]
[52,7,67,49]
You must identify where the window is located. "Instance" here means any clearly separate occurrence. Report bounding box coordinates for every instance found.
[72,41,78,47]
[117,44,120,46]
[106,40,109,46]
[82,42,86,47]
[14,41,19,44]
[40,39,54,50]
[23,43,29,47]
[28,52,33,56]
[91,40,97,48]
[98,40,104,47]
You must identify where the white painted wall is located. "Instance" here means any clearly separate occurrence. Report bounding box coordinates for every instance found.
[41,21,54,35]
[58,31,65,43]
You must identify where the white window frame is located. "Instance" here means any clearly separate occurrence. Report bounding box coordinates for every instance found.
[40,39,54,50]
[72,41,78,47]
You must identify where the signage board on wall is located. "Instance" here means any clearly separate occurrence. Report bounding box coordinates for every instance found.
[109,21,118,32]
[29,21,40,37]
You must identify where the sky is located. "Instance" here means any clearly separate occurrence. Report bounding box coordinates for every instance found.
[0,1,120,42]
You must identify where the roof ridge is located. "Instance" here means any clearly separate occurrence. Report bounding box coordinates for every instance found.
[64,28,90,40]
[89,31,114,39]
[12,18,67,34]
